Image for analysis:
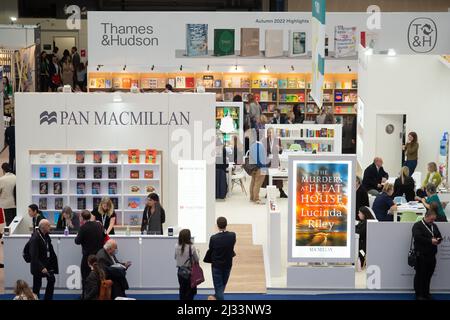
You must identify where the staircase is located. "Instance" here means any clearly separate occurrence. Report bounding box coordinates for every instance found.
[225,224,266,293]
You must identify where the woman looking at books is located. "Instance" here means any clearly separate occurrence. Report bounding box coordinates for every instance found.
[403,132,419,175]
[92,197,116,235]
[247,94,262,129]
[141,193,166,235]
[56,206,80,231]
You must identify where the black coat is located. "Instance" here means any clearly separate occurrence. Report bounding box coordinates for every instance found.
[413,219,442,257]
[355,220,367,254]
[356,185,370,219]
[270,115,287,124]
[362,163,389,192]
[84,271,100,300]
[29,230,58,276]
[204,231,236,269]
[32,214,44,230]
[393,176,416,202]
[96,248,129,297]
[75,221,105,256]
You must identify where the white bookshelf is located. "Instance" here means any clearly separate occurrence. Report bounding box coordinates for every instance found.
[29,150,162,227]
[265,124,342,154]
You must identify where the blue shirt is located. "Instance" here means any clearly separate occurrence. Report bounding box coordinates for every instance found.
[372,192,394,221]
[249,142,267,168]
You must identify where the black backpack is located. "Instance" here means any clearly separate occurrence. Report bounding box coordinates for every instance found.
[23,239,31,263]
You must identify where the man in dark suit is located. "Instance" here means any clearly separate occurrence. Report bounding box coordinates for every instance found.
[75,210,105,298]
[29,219,58,300]
[96,239,131,299]
[204,217,236,300]
[355,176,369,220]
[362,157,389,196]
[270,109,287,124]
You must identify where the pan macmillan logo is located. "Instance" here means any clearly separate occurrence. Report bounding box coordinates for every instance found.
[38,110,190,126]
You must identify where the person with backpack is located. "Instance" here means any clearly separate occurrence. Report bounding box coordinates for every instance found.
[84,255,111,300]
[175,229,200,300]
[29,219,58,300]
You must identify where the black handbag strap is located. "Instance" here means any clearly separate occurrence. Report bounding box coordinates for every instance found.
[410,235,414,250]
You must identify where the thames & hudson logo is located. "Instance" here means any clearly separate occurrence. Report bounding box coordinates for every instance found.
[407,17,437,53]
[39,111,58,125]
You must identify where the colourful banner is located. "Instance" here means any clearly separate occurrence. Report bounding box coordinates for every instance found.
[289,156,355,262]
[311,0,326,107]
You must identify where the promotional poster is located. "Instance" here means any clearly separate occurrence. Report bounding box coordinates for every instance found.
[289,156,355,262]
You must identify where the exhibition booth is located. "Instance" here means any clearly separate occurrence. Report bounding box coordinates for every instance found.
[2,10,450,296]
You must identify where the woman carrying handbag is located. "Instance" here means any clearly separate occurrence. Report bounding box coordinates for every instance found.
[175,229,202,300]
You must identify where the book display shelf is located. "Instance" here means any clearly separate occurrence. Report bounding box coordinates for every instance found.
[264,124,343,154]
[87,72,358,121]
[30,149,162,227]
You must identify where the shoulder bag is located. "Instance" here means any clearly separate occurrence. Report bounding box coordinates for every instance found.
[408,235,417,268]
[190,246,205,288]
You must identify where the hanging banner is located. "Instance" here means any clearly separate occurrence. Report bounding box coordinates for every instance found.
[334,25,357,58]
[311,0,326,107]
[288,154,355,263]
[15,45,36,92]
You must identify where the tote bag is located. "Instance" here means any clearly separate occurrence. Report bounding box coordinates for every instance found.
[189,246,205,288]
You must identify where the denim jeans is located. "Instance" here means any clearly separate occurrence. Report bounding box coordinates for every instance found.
[212,267,232,300]
[404,160,418,176]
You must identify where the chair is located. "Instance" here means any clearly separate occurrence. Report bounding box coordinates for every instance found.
[289,143,302,151]
[230,165,247,196]
[368,195,376,208]
[400,211,418,222]
[393,196,407,205]
[444,202,450,221]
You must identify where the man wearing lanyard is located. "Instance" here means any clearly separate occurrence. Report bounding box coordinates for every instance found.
[29,219,58,300]
[412,207,442,300]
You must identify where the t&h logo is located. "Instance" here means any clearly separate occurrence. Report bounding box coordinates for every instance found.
[40,111,58,125]
[408,17,437,53]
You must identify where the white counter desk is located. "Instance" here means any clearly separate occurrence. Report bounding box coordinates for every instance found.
[3,233,179,291]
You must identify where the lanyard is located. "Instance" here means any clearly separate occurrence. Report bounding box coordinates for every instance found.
[421,219,434,237]
[101,214,107,226]
[38,231,50,257]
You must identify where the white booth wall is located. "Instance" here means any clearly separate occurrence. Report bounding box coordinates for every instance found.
[358,53,450,176]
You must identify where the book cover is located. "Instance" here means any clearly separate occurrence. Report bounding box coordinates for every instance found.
[93,151,103,164]
[38,153,48,164]
[113,78,121,89]
[96,78,105,88]
[145,149,157,163]
[109,151,118,164]
[175,76,186,88]
[240,28,260,57]
[77,198,86,210]
[130,170,140,179]
[131,79,139,88]
[168,78,175,87]
[351,79,358,88]
[39,182,48,194]
[53,182,62,195]
[108,182,118,195]
[89,78,96,88]
[129,215,140,226]
[214,79,222,88]
[111,198,119,210]
[92,182,101,195]
[278,79,288,89]
[39,167,47,179]
[202,75,214,88]
[289,31,306,57]
[54,153,63,164]
[128,149,140,163]
[157,78,166,88]
[214,29,235,56]
[146,185,156,193]
[186,24,208,57]
[130,185,140,193]
[55,198,64,210]
[93,197,102,209]
[76,151,85,164]
[53,167,61,179]
[76,182,86,195]
[128,197,141,209]
[144,170,154,179]
[185,77,195,88]
[77,166,86,179]
[260,91,269,102]
[108,167,117,179]
[335,91,343,102]
[105,79,112,88]
[122,78,131,89]
[39,198,47,210]
[93,167,103,179]
[265,29,284,58]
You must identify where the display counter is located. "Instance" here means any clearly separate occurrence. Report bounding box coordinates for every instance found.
[3,234,179,291]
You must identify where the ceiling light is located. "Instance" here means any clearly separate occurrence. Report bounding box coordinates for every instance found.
[151,65,155,71]
[180,65,183,71]
[10,17,17,22]
[122,65,127,71]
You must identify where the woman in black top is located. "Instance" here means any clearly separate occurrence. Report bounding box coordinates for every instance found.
[412,206,442,300]
[393,166,416,202]
[28,204,44,230]
[92,197,116,235]
[84,255,105,300]
[56,206,80,231]
[355,206,375,267]
[355,176,369,220]
[141,193,165,235]
[292,104,304,124]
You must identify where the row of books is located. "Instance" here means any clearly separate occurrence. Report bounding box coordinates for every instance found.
[76,182,156,195]
[40,167,61,179]
[216,107,239,119]
[39,166,154,180]
[223,92,249,102]
[335,92,357,102]
[303,143,334,153]
[75,150,157,164]
[279,93,305,103]
[335,106,356,114]
[274,128,335,138]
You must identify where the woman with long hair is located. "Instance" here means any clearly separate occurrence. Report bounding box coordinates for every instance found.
[393,166,416,201]
[417,162,442,198]
[175,229,200,300]
[355,206,375,268]
[13,280,38,300]
[56,206,80,231]
[92,197,116,235]
[39,51,49,92]
[140,193,166,235]
[83,255,106,300]
[403,132,419,175]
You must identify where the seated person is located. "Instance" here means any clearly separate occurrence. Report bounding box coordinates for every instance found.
[416,183,447,222]
[417,162,442,198]
[56,206,80,231]
[393,166,416,202]
[96,240,131,299]
[372,183,397,221]
[355,206,376,267]
[355,176,369,220]
[270,109,287,124]
[362,157,389,196]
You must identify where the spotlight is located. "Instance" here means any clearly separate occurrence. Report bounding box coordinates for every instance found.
[123,65,127,71]
[235,64,238,71]
[207,65,210,71]
[10,16,17,22]
[388,48,396,56]
[347,65,352,72]
[96,64,103,71]
[151,65,155,71]
[291,65,294,71]
[180,65,183,71]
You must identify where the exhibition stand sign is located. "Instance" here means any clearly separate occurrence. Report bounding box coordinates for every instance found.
[288,154,356,263]
[310,0,326,107]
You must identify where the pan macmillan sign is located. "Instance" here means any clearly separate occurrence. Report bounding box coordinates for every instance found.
[39,110,190,126]
[100,22,159,47]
